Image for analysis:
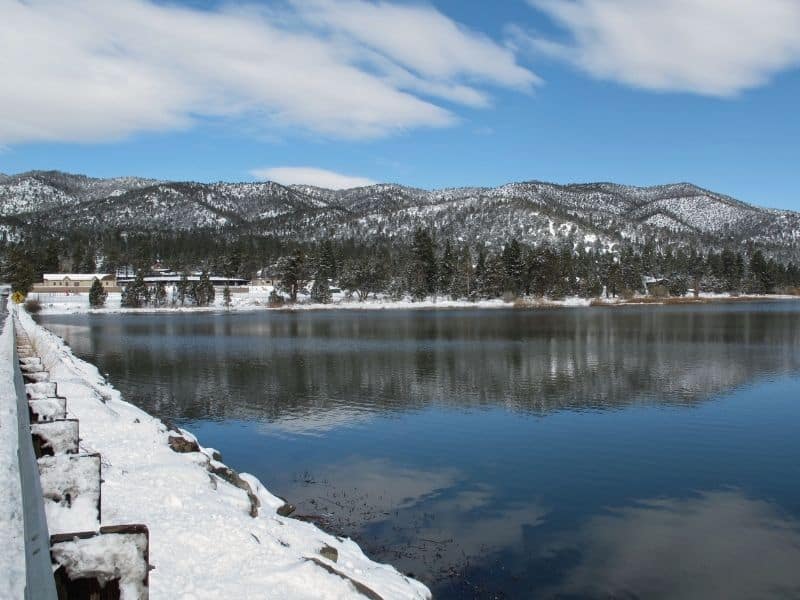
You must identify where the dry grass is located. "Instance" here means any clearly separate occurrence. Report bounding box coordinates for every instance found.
[513,298,562,309]
[616,295,795,306]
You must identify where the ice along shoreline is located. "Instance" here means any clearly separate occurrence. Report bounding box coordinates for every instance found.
[11,306,431,600]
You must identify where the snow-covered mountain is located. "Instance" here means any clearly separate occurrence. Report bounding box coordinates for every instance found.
[2,170,799,260]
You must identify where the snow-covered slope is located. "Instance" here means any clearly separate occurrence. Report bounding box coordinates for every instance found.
[2,171,799,259]
[15,307,430,599]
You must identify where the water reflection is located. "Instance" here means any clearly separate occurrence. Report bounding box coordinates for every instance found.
[36,303,800,597]
[39,304,800,427]
[284,457,548,581]
[548,490,800,599]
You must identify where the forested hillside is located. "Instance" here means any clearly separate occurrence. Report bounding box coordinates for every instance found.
[1,170,799,300]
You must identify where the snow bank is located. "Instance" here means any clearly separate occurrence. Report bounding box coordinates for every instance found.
[0,313,25,599]
[16,308,430,600]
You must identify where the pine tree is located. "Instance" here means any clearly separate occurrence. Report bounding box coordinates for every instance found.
[176,272,189,306]
[409,229,437,300]
[310,274,332,303]
[154,281,167,307]
[79,248,96,274]
[5,247,36,295]
[277,250,307,302]
[339,256,387,301]
[473,246,487,298]
[451,245,473,299]
[438,240,455,297]
[316,240,337,281]
[223,284,232,308]
[483,254,506,298]
[43,240,61,273]
[749,250,773,294]
[557,245,577,297]
[89,277,107,308]
[501,239,524,296]
[721,248,739,291]
[121,271,149,308]
[71,244,85,273]
[194,271,215,306]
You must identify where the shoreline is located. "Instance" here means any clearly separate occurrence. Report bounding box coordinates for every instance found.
[29,293,800,316]
[11,306,431,599]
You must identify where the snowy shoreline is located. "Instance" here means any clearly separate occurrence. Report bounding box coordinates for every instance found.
[9,307,431,599]
[29,291,800,316]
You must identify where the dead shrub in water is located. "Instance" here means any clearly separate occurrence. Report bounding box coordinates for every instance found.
[24,298,42,314]
[268,290,285,308]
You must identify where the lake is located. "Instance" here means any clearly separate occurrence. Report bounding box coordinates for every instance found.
[38,302,800,599]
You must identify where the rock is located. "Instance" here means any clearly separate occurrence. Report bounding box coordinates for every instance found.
[305,557,384,600]
[319,544,338,563]
[277,502,296,517]
[168,435,200,453]
[207,461,260,518]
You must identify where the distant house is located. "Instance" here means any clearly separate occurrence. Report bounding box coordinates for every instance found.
[116,272,250,293]
[254,267,281,287]
[642,275,669,295]
[32,274,120,293]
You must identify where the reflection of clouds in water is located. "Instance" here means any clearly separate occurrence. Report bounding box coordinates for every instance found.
[261,407,377,437]
[551,490,800,600]
[289,457,460,510]
[400,485,547,571]
[287,458,547,578]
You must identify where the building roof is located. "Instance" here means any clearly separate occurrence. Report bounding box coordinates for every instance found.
[43,273,112,280]
[138,276,247,283]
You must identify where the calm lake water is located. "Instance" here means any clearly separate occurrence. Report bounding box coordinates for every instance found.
[38,303,800,599]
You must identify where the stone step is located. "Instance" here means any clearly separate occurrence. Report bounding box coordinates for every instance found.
[29,397,68,423]
[23,370,50,384]
[31,419,80,457]
[50,525,151,600]
[20,362,45,374]
[38,453,102,536]
[26,381,58,399]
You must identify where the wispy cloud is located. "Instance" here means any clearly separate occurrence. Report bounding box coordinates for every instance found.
[0,0,537,145]
[521,0,800,96]
[250,166,377,189]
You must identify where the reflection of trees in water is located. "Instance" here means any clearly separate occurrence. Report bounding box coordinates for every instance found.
[49,306,800,423]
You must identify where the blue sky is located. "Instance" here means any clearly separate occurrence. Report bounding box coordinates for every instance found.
[3,0,800,210]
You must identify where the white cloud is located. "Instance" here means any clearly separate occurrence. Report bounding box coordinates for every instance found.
[251,166,377,189]
[293,0,539,89]
[0,0,537,145]
[524,0,800,96]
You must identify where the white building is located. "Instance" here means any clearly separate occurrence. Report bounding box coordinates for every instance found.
[32,274,120,293]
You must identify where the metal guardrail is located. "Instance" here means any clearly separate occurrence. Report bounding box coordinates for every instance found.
[7,306,58,600]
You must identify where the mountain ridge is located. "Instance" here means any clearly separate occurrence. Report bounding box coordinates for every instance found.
[1,170,798,262]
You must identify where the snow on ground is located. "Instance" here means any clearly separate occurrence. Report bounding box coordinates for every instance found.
[15,307,430,600]
[28,288,800,316]
[0,312,25,599]
[31,288,572,315]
